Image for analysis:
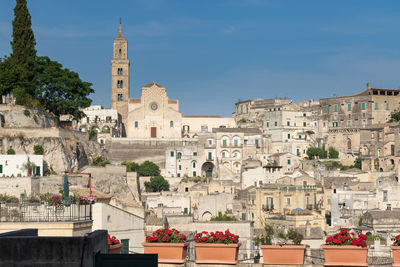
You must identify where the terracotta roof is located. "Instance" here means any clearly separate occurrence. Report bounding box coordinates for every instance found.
[168,100,178,104]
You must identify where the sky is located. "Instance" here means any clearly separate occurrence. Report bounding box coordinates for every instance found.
[1,0,400,116]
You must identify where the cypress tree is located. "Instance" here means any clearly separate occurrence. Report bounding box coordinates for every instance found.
[10,0,37,65]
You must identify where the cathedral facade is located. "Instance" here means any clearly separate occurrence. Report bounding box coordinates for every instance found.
[110,23,234,139]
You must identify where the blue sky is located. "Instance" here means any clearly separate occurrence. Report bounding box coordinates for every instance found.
[1,0,400,116]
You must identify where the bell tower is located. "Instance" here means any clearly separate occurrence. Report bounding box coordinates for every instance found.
[111,20,130,136]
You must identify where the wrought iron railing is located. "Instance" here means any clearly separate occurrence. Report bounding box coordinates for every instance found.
[0,203,92,222]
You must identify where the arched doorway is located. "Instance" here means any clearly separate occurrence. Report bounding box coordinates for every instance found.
[202,162,214,178]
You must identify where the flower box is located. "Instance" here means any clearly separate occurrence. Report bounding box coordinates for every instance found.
[109,243,123,254]
[194,243,240,264]
[260,244,306,265]
[392,246,400,267]
[142,242,188,263]
[322,245,368,266]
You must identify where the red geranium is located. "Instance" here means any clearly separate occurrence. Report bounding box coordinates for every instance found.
[325,229,367,248]
[107,234,120,247]
[393,235,400,246]
[145,228,187,243]
[194,230,239,244]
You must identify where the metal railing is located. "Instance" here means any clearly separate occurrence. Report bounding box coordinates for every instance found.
[0,203,92,222]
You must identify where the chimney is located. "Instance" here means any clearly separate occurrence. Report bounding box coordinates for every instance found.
[305,220,311,238]
[367,82,371,90]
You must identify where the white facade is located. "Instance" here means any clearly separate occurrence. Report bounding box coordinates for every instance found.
[92,203,145,253]
[145,192,191,215]
[0,155,43,177]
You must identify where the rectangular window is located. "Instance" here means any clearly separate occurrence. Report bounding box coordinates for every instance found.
[170,121,174,127]
[287,198,291,205]
[240,105,243,114]
[255,139,259,147]
[86,117,90,123]
[193,152,197,156]
[244,139,248,145]
[184,207,188,214]
[334,105,338,112]
[208,152,212,160]
[241,213,246,220]
[0,164,3,173]
[324,106,328,113]
[287,121,290,126]
[287,134,290,139]
[375,103,378,110]
[287,159,291,165]
[170,151,174,157]
[383,191,388,201]
[274,121,277,126]
[266,122,269,127]
[303,122,306,127]
[178,165,181,170]
[246,104,248,113]
[134,121,138,128]
[35,166,40,176]
[234,139,238,147]
[348,104,351,111]
[177,173,180,177]
[193,171,196,177]
[361,103,366,110]
[386,103,390,110]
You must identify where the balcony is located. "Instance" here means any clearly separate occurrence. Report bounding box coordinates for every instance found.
[205,157,214,161]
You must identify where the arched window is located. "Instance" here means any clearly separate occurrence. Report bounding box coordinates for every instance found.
[117,68,123,75]
[192,161,196,168]
[170,121,174,127]
[117,94,123,101]
[117,80,123,88]
[177,152,182,159]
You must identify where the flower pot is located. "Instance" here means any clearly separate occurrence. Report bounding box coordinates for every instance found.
[260,244,306,265]
[391,246,400,267]
[142,242,188,263]
[322,245,368,266]
[194,243,240,265]
[109,243,123,254]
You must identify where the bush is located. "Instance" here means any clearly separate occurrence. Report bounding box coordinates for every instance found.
[91,156,110,167]
[23,110,30,117]
[121,161,140,172]
[306,147,327,160]
[7,148,15,155]
[328,147,339,159]
[144,175,169,192]
[33,145,44,155]
[138,161,160,176]
[210,211,237,221]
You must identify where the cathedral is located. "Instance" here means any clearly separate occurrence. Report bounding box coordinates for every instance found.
[110,23,234,138]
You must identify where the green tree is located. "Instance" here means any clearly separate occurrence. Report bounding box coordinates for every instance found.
[33,57,93,119]
[144,175,169,192]
[9,0,37,104]
[122,161,140,172]
[389,111,400,122]
[7,148,16,155]
[33,145,44,155]
[306,147,327,160]
[138,161,160,176]
[353,157,362,169]
[328,147,339,159]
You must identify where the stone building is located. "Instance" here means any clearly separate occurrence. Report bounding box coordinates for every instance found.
[320,83,400,156]
[79,105,120,139]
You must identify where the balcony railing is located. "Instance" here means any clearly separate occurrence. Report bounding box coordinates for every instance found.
[0,203,92,222]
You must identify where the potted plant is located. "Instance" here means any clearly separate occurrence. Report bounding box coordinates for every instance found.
[142,228,188,263]
[254,224,306,265]
[108,234,123,254]
[322,229,368,266]
[194,230,240,264]
[391,234,400,266]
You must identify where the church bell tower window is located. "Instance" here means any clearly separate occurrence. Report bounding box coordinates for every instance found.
[117,94,123,101]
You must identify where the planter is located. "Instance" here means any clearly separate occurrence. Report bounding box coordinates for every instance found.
[392,246,400,267]
[109,243,123,254]
[322,245,368,266]
[194,243,240,264]
[142,242,188,263]
[260,244,306,265]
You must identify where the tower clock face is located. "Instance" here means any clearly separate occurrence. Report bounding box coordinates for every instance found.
[150,102,158,111]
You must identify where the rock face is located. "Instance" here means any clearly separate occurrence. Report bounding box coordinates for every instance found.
[0,105,104,173]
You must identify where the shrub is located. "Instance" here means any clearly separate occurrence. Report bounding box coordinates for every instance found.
[121,161,140,172]
[144,175,169,192]
[89,129,96,141]
[7,148,15,155]
[23,110,30,117]
[146,228,187,243]
[210,211,237,221]
[328,147,339,159]
[138,161,160,176]
[306,147,327,160]
[33,145,44,155]
[254,224,303,245]
[91,156,110,167]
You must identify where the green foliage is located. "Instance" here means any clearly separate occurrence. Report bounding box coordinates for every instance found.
[33,144,44,155]
[389,111,400,122]
[138,161,160,176]
[353,157,362,169]
[33,114,37,123]
[144,175,169,192]
[324,161,343,170]
[358,216,363,227]
[254,224,303,245]
[306,147,327,160]
[7,148,15,155]
[23,109,30,116]
[0,194,19,203]
[366,234,385,242]
[328,147,339,159]
[89,129,96,140]
[210,211,237,221]
[91,156,110,167]
[121,161,140,172]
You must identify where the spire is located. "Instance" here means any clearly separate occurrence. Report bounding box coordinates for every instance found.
[116,18,125,40]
